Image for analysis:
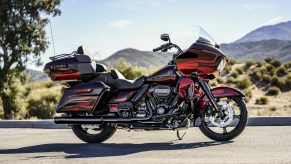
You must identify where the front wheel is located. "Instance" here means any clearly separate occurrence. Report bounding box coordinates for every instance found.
[71,124,116,143]
[199,97,248,141]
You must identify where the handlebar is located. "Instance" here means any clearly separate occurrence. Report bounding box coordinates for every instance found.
[153,43,183,53]
[153,46,163,52]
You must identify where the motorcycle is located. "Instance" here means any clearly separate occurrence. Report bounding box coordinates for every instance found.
[43,26,248,143]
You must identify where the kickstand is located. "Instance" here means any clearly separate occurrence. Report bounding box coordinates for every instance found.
[176,130,187,140]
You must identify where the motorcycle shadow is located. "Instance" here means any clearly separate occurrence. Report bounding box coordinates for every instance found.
[0,141,232,158]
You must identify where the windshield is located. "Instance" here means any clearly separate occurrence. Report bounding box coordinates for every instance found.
[192,26,216,45]
[164,26,217,51]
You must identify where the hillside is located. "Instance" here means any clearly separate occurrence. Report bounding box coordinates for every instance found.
[99,48,172,69]
[210,59,291,116]
[26,69,49,81]
[220,39,291,61]
[235,21,291,43]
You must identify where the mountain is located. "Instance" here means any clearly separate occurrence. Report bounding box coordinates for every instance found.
[99,48,172,68]
[235,21,291,43]
[220,39,291,61]
[25,69,49,81]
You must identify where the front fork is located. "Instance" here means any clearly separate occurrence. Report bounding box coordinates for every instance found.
[189,73,223,117]
[199,80,225,117]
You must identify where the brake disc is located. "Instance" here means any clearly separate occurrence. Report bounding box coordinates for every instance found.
[209,102,234,128]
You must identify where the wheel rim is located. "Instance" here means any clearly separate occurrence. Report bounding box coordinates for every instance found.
[76,124,106,135]
[202,97,244,135]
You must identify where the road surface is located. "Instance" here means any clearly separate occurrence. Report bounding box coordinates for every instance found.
[0,127,291,164]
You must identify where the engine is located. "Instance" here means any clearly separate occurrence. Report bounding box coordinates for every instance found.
[151,85,176,115]
[133,85,181,119]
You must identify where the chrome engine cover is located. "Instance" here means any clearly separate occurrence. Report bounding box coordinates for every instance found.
[153,85,171,97]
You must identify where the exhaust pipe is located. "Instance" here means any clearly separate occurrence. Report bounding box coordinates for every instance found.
[54,110,153,124]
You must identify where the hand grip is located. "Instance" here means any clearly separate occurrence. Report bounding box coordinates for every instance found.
[153,46,163,52]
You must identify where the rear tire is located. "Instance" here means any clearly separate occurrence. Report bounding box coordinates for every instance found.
[71,124,116,143]
[199,97,248,141]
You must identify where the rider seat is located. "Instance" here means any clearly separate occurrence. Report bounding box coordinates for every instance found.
[94,69,145,90]
[107,69,145,90]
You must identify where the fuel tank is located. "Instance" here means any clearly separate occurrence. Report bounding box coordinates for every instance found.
[146,65,177,83]
[176,42,227,77]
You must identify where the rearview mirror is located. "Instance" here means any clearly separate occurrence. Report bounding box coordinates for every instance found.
[160,33,170,42]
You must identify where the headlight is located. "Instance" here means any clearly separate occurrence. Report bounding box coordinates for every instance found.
[217,58,227,73]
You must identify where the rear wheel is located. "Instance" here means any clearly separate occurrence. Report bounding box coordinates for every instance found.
[199,97,248,141]
[71,124,116,143]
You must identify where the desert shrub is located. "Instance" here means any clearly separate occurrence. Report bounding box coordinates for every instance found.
[223,65,232,75]
[26,87,61,119]
[266,65,276,76]
[262,74,272,83]
[286,79,291,90]
[226,77,236,83]
[114,58,150,80]
[243,89,252,103]
[258,67,267,74]
[270,59,281,68]
[230,71,239,78]
[255,71,263,81]
[276,78,286,90]
[244,97,250,103]
[245,89,252,99]
[287,73,291,80]
[256,61,262,67]
[0,100,3,119]
[283,63,289,69]
[228,59,239,65]
[216,78,223,84]
[276,66,288,77]
[266,65,274,71]
[27,95,57,119]
[209,80,218,86]
[269,107,277,111]
[271,76,279,86]
[236,77,252,89]
[245,60,256,68]
[235,68,243,74]
[264,57,272,63]
[267,87,280,96]
[255,96,269,105]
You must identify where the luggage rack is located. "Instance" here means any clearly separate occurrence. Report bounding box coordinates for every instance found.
[49,51,76,61]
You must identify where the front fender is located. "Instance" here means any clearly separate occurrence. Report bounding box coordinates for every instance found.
[210,86,245,98]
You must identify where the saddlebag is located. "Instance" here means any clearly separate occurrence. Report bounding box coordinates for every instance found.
[56,81,110,113]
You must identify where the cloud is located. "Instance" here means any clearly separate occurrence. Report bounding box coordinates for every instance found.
[262,16,284,26]
[109,19,133,29]
[241,4,275,10]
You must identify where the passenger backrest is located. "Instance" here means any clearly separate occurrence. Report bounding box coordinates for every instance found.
[111,69,125,79]
[96,63,107,72]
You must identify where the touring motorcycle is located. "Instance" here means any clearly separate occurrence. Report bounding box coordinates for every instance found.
[44,27,248,143]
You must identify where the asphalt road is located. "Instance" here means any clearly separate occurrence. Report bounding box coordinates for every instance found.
[0,127,291,164]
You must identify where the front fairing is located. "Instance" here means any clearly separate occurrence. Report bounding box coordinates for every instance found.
[174,26,228,77]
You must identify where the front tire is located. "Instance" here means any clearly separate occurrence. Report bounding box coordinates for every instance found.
[71,124,116,143]
[199,97,248,141]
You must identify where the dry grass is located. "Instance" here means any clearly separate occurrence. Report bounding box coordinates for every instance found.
[0,100,3,119]
[226,63,291,116]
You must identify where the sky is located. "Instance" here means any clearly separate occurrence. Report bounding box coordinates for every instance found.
[29,0,291,70]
